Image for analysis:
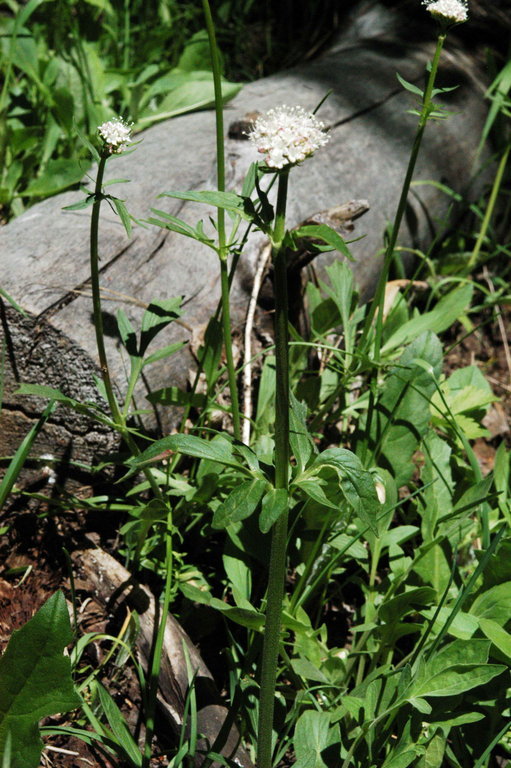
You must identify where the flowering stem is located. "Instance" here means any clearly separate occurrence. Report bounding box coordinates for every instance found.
[468,142,510,270]
[363,32,446,357]
[203,0,241,441]
[90,155,163,504]
[257,168,290,768]
[359,32,445,462]
[90,156,124,425]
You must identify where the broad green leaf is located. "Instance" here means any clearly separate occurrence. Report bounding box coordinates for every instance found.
[289,392,315,472]
[254,355,276,437]
[131,433,244,472]
[293,710,332,768]
[321,261,355,357]
[419,432,453,540]
[177,30,213,71]
[420,607,478,640]
[291,657,329,685]
[432,365,497,415]
[294,223,354,261]
[414,543,452,597]
[469,582,511,626]
[223,553,252,604]
[478,618,511,660]
[381,749,418,768]
[407,639,505,700]
[427,638,490,671]
[0,592,81,768]
[416,733,446,768]
[371,332,442,486]
[480,540,511,590]
[22,158,85,198]
[212,477,267,529]
[427,711,484,727]
[179,583,263,629]
[259,488,288,533]
[379,587,436,624]
[381,284,472,353]
[410,663,504,698]
[296,447,380,533]
[136,71,241,126]
[197,318,223,388]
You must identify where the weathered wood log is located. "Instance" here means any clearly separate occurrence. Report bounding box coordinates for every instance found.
[72,545,254,767]
[0,4,488,469]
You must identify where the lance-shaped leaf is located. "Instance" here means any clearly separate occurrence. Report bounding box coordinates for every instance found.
[294,447,380,533]
[130,433,247,473]
[212,476,267,529]
[158,190,253,220]
[0,591,81,768]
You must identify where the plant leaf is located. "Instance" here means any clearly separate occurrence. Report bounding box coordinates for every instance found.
[212,477,267,529]
[131,433,245,472]
[293,710,332,768]
[0,592,81,768]
[259,488,288,533]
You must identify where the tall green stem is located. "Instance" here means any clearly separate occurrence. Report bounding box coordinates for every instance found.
[142,511,173,768]
[91,150,173,768]
[359,33,446,463]
[257,169,290,768]
[468,142,510,270]
[90,156,124,425]
[363,32,446,360]
[90,155,163,503]
[202,0,241,441]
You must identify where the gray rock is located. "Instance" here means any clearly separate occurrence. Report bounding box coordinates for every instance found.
[0,5,488,469]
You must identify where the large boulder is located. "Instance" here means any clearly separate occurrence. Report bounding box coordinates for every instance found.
[0,4,488,470]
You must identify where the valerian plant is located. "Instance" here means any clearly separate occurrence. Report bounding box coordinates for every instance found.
[3,0,511,767]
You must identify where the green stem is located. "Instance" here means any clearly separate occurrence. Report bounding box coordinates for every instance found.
[257,169,290,768]
[367,33,446,358]
[359,32,446,464]
[90,157,123,424]
[468,142,510,270]
[142,511,173,768]
[203,0,241,441]
[90,155,163,503]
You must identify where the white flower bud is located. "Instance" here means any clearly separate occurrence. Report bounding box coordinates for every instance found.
[97,117,133,154]
[423,0,468,24]
[249,105,329,170]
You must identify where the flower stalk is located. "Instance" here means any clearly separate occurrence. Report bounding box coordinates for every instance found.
[89,146,163,502]
[257,168,290,768]
[203,0,241,441]
[362,31,447,359]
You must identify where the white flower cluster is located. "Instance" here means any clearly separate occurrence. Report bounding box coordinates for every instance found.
[423,0,468,23]
[249,105,329,170]
[97,117,133,154]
